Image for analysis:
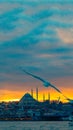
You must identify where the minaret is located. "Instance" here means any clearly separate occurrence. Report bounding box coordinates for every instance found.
[43,94,45,102]
[31,89,33,98]
[36,88,38,101]
[48,93,50,103]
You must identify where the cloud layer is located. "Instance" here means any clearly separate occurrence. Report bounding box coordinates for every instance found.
[0,0,73,93]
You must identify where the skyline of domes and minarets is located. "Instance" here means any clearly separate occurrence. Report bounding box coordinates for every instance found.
[18,88,73,104]
[0,87,73,121]
[0,87,72,104]
[19,88,51,104]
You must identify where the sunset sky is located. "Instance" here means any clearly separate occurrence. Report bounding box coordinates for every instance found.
[0,0,73,102]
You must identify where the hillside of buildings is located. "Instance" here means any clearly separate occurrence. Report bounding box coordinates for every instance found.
[0,91,73,121]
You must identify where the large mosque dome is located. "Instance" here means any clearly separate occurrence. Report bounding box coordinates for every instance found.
[19,93,39,108]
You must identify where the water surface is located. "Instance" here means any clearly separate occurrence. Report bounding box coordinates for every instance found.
[0,121,73,130]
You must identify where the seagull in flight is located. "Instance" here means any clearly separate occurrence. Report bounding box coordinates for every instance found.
[21,69,62,94]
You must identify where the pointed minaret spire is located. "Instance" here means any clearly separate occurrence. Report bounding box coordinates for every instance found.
[48,93,50,103]
[43,93,45,102]
[36,88,38,101]
[31,89,33,98]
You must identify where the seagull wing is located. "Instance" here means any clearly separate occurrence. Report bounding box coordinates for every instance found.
[21,68,62,94]
[64,97,70,101]
[50,84,62,94]
[22,69,45,82]
[64,97,73,103]
[63,95,72,101]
